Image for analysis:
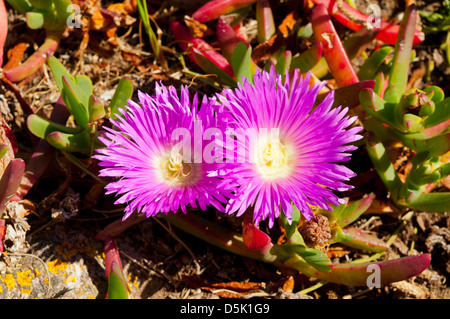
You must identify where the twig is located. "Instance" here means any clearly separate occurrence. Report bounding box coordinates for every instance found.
[296,280,327,295]
[0,75,35,115]
[152,216,202,275]
[119,250,176,286]
[350,211,415,264]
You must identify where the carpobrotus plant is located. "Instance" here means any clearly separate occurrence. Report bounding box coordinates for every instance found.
[95,66,430,287]
[95,66,361,226]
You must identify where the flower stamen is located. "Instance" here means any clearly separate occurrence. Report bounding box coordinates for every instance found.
[255,138,292,180]
[160,152,195,185]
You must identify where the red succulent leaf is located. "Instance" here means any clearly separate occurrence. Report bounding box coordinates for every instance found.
[242,219,272,250]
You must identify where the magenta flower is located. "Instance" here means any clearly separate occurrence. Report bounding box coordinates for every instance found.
[94,84,232,220]
[218,67,362,227]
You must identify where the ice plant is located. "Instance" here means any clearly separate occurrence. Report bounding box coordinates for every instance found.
[311,4,359,87]
[0,145,25,253]
[358,4,450,212]
[192,0,256,23]
[218,66,362,227]
[3,0,74,82]
[27,56,133,154]
[94,84,233,220]
[104,236,129,299]
[171,21,236,87]
[161,197,431,285]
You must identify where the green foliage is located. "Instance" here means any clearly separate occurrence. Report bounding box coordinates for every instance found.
[357,4,450,212]
[27,56,133,154]
[231,42,254,84]
[6,0,72,32]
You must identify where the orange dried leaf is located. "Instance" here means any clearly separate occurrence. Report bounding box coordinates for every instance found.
[3,43,28,70]
[210,281,263,292]
[282,276,295,294]
[184,16,212,38]
[278,11,298,38]
[326,246,351,258]
[90,9,110,31]
[182,275,264,298]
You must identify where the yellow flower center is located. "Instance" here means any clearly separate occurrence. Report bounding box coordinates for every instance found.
[255,137,293,180]
[262,142,288,169]
[159,152,196,185]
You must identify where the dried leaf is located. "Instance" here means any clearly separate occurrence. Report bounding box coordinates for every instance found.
[282,276,295,294]
[326,246,351,258]
[184,16,212,38]
[6,200,36,219]
[251,10,298,63]
[0,119,15,177]
[3,42,28,70]
[182,275,265,298]
[278,10,298,38]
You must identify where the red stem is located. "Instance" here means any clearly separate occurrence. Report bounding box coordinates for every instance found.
[11,97,70,201]
[171,21,234,78]
[312,0,424,45]
[192,0,257,23]
[311,4,359,87]
[3,33,60,83]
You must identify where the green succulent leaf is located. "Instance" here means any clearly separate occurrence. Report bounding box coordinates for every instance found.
[74,75,93,107]
[108,77,134,120]
[29,0,53,10]
[61,76,90,129]
[403,113,424,133]
[290,43,322,73]
[0,159,25,215]
[398,191,450,212]
[423,97,450,128]
[364,132,403,200]
[279,203,302,241]
[89,96,106,123]
[329,226,353,244]
[289,246,332,273]
[337,195,374,228]
[319,202,346,224]
[275,51,292,78]
[26,12,45,29]
[52,0,73,27]
[372,72,386,96]
[107,261,129,299]
[360,89,404,131]
[384,5,417,104]
[47,55,73,92]
[231,42,253,85]
[284,254,430,286]
[0,144,9,160]
[357,46,394,81]
[27,114,83,139]
[396,131,450,157]
[423,85,445,104]
[340,227,389,253]
[5,0,33,13]
[46,130,93,153]
[191,48,237,87]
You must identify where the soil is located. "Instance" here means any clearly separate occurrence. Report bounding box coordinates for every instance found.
[0,0,449,300]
